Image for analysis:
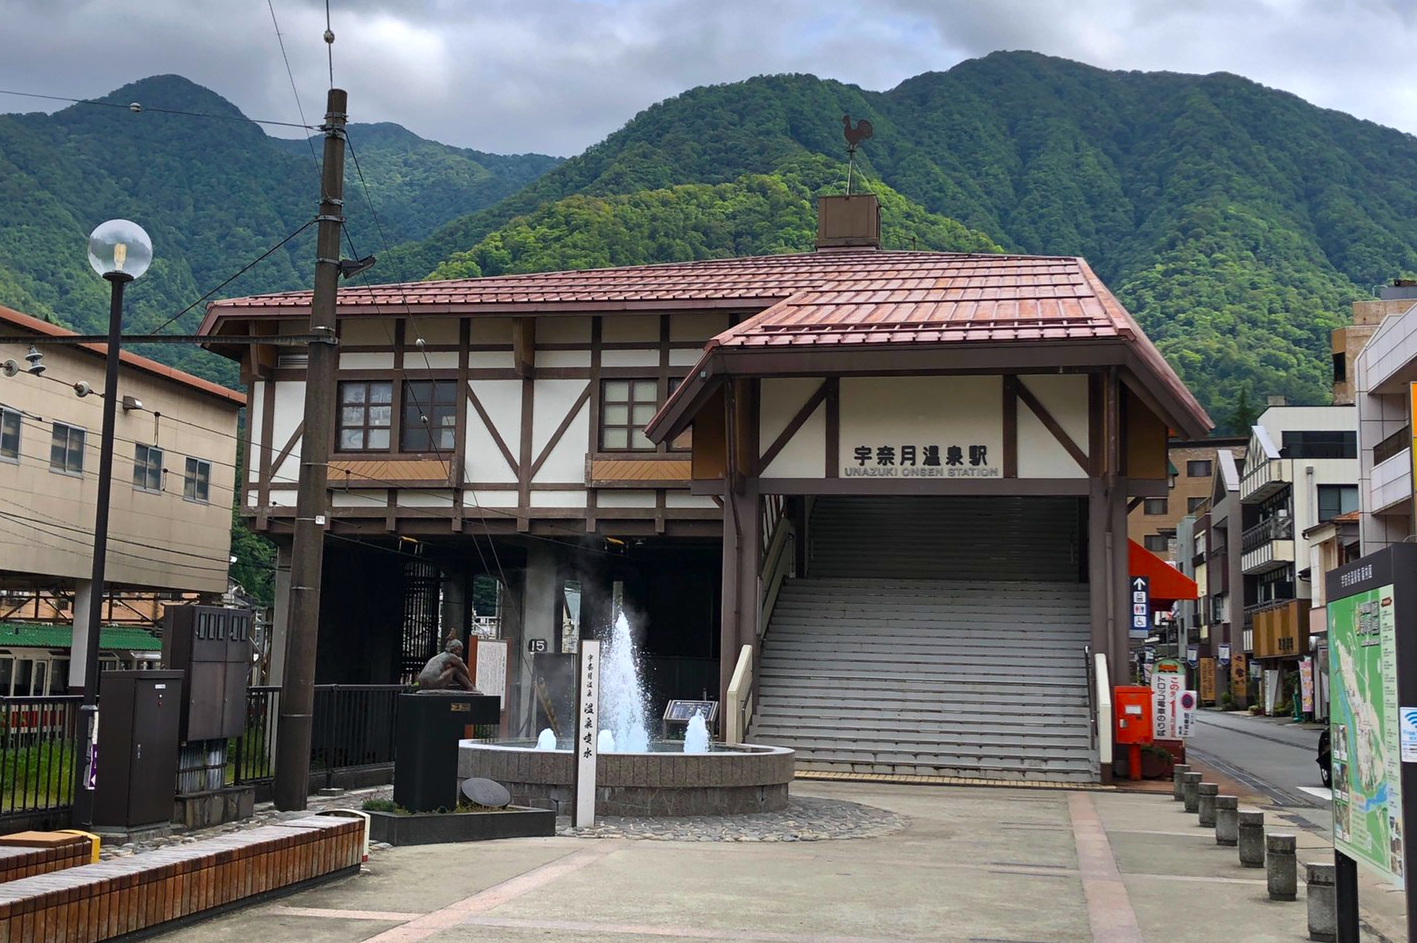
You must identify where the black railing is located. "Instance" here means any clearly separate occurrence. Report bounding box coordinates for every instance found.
[1374,427,1410,467]
[1241,516,1293,554]
[0,695,82,824]
[230,685,281,787]
[311,684,408,772]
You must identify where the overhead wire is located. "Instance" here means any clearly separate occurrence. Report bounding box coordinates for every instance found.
[0,88,318,131]
[265,0,322,175]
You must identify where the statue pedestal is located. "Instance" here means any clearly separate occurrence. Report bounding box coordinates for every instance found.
[394,693,501,813]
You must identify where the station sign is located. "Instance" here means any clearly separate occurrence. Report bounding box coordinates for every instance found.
[1131,576,1150,639]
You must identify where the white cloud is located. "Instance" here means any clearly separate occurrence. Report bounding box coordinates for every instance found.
[1,0,1415,155]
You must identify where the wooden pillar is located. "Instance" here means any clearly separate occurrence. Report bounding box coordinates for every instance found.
[718,484,761,707]
[1087,480,1110,666]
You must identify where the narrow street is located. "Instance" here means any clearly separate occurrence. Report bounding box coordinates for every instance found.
[1189,709,1330,809]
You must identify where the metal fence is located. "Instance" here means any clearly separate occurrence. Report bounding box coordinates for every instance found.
[0,695,82,824]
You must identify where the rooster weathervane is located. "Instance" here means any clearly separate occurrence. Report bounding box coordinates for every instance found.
[842,114,874,195]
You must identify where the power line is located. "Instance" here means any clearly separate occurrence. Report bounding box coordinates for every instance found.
[265,0,322,176]
[0,87,317,131]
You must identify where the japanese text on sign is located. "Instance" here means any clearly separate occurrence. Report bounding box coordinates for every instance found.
[846,443,999,478]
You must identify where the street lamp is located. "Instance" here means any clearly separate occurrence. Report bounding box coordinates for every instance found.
[72,219,151,828]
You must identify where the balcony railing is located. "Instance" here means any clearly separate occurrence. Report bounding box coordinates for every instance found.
[1241,516,1293,554]
[1374,427,1410,467]
[1241,458,1289,504]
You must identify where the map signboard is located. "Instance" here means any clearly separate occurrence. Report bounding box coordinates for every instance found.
[1329,573,1404,885]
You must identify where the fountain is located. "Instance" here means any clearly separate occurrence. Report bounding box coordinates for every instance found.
[683,711,710,754]
[458,610,794,816]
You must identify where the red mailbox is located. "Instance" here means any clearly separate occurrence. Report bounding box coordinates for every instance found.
[1113,685,1154,781]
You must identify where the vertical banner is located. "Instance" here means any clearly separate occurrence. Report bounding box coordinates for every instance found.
[1151,658,1186,739]
[574,639,600,827]
[1231,653,1248,697]
[1199,657,1216,705]
[1300,657,1315,714]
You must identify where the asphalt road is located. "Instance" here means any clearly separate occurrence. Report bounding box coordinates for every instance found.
[1188,709,1330,809]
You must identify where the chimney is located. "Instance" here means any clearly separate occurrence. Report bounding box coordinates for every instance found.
[1266,395,1288,407]
[816,194,881,249]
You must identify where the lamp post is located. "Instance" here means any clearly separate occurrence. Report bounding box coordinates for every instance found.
[72,219,152,828]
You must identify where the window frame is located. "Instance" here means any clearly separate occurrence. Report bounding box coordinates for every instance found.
[1186,496,1206,514]
[399,379,458,454]
[133,443,164,493]
[49,422,85,477]
[1143,498,1168,516]
[1186,459,1212,478]
[1143,534,1169,553]
[184,456,212,504]
[599,378,660,452]
[0,405,19,463]
[336,380,395,453]
[1316,483,1359,522]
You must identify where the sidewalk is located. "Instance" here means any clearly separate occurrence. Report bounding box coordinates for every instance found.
[155,780,1340,943]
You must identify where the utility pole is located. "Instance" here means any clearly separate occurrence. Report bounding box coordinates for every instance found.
[273,88,346,810]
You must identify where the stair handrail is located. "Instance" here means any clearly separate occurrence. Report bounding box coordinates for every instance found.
[1094,651,1113,766]
[724,643,755,744]
[1083,644,1095,750]
[757,519,795,636]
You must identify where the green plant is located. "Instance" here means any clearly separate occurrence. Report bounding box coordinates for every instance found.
[1220,692,1234,708]
[361,797,397,813]
[1141,743,1172,759]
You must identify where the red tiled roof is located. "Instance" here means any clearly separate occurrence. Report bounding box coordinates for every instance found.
[0,305,245,407]
[202,248,1207,432]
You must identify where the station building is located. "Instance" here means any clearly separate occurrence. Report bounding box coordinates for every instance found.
[203,195,1210,784]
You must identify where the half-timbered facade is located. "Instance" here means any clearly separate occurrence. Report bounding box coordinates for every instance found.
[203,195,1210,782]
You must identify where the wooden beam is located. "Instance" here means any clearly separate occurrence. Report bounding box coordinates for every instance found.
[528,383,592,480]
[465,385,520,476]
[824,378,840,478]
[513,317,536,379]
[1016,378,1089,473]
[1002,375,1018,478]
[758,381,826,474]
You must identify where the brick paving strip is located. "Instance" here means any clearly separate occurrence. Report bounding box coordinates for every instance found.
[1069,792,1145,943]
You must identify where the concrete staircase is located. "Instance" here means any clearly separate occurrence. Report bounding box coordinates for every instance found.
[751,578,1096,782]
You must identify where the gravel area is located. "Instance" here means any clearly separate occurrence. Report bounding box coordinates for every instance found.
[559,796,908,842]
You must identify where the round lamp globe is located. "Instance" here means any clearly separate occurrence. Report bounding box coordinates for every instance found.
[87,219,152,279]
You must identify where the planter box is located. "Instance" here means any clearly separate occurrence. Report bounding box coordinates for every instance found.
[365,806,555,846]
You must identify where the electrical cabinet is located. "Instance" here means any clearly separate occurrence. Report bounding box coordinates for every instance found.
[93,671,183,829]
[161,606,252,741]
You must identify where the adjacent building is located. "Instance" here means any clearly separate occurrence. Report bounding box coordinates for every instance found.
[0,305,245,696]
[1127,437,1246,561]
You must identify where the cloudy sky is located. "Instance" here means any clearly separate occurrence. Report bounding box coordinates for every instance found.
[2,0,1416,156]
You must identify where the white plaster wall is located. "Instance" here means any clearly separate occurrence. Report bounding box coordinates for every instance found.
[331,491,386,507]
[529,490,589,507]
[596,490,657,508]
[464,380,521,483]
[470,318,513,344]
[247,380,264,483]
[531,381,591,484]
[397,491,456,508]
[839,376,1003,476]
[411,352,459,370]
[537,317,591,344]
[270,380,306,484]
[535,350,592,368]
[340,321,388,345]
[602,315,659,343]
[670,313,730,341]
[762,406,826,478]
[1019,375,1089,455]
[412,318,460,345]
[669,349,704,366]
[600,350,659,368]
[463,490,519,508]
[1017,406,1087,478]
[339,352,395,370]
[471,351,514,368]
[759,379,822,450]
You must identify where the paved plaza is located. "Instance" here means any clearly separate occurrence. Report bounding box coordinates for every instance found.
[155,780,1358,943]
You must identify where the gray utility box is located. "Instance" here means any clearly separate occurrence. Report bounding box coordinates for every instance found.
[161,606,252,741]
[93,671,183,829]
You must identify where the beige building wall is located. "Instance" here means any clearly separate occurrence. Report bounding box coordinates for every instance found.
[1128,439,1247,560]
[0,333,241,594]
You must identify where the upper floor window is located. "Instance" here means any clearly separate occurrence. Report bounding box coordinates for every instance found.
[50,423,84,476]
[133,444,163,493]
[1143,498,1168,516]
[1187,496,1206,513]
[401,380,457,453]
[1280,430,1356,460]
[338,381,393,451]
[1186,460,1212,478]
[1317,483,1358,522]
[184,457,211,503]
[0,406,19,462]
[1143,534,1169,553]
[600,379,658,451]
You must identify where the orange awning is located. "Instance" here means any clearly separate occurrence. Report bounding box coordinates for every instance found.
[1129,539,1199,605]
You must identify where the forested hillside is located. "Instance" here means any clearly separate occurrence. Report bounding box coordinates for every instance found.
[0,75,558,385]
[401,52,1417,421]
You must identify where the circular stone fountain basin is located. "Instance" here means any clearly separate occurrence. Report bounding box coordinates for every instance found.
[458,740,795,817]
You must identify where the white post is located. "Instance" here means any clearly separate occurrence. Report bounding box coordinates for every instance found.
[574,639,600,827]
[68,580,95,690]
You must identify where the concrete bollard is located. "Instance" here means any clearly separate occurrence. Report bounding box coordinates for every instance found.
[1214,795,1239,845]
[1238,809,1266,868]
[1266,833,1297,901]
[1197,783,1219,827]
[1172,763,1191,801]
[1183,771,1203,813]
[1306,862,1336,941]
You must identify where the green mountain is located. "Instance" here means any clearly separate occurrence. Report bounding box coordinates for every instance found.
[0,75,559,385]
[400,53,1417,424]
